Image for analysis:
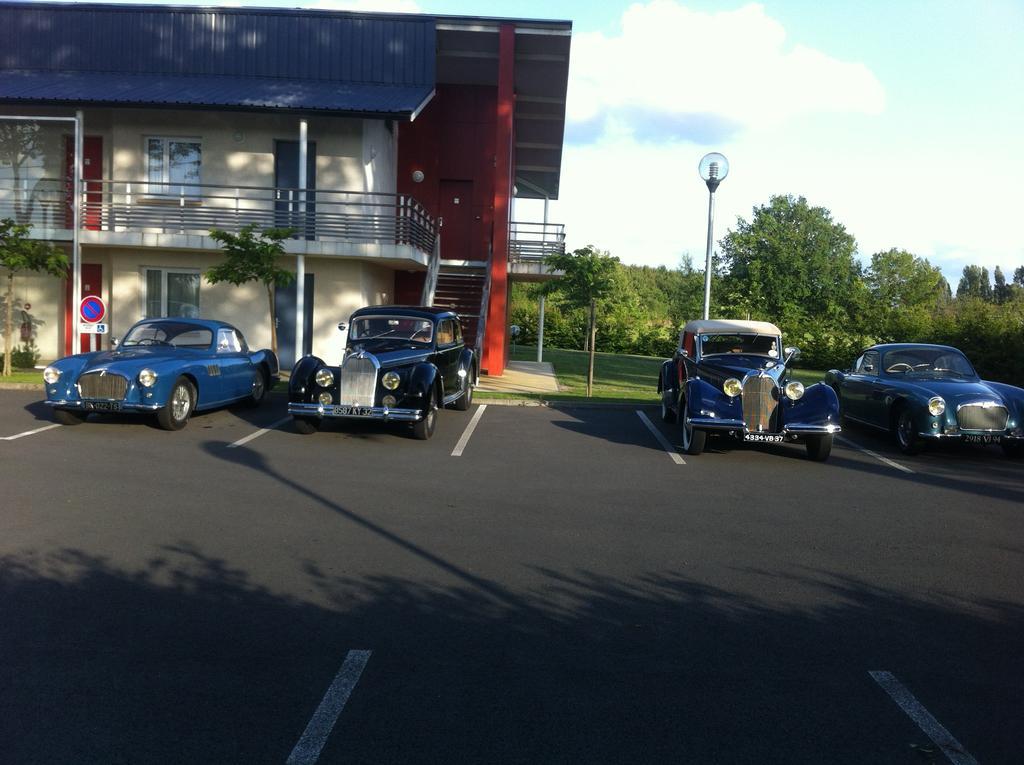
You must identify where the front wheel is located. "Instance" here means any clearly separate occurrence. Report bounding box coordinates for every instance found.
[805,434,833,462]
[246,368,268,407]
[453,373,473,411]
[54,408,89,426]
[157,377,196,431]
[680,412,706,455]
[894,408,922,455]
[412,391,438,440]
[660,393,676,423]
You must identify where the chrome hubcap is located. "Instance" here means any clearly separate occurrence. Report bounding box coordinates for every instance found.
[898,414,912,446]
[252,375,264,398]
[171,385,190,421]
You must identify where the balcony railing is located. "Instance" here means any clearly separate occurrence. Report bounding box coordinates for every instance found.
[0,177,438,253]
[508,221,566,262]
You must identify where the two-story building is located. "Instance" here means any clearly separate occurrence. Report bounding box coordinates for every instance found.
[0,1,569,374]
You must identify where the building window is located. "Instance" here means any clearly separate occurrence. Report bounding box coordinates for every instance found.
[144,268,201,318]
[146,137,201,195]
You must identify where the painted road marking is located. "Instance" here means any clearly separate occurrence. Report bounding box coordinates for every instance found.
[870,671,978,765]
[451,404,487,457]
[286,650,372,765]
[227,417,291,449]
[838,436,914,474]
[1,423,62,441]
[636,410,685,465]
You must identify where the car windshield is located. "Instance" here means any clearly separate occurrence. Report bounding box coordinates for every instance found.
[882,348,977,378]
[700,333,779,358]
[122,322,213,349]
[349,316,433,344]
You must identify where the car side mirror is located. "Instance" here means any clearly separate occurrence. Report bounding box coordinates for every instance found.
[863,363,874,373]
[111,337,119,347]
[784,346,801,363]
[680,348,689,358]
[337,322,347,332]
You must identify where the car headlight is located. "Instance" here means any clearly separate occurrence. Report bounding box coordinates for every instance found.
[723,378,742,397]
[784,381,805,401]
[318,391,333,406]
[43,366,61,384]
[382,394,397,408]
[928,396,945,416]
[315,368,334,387]
[382,371,401,390]
[138,368,158,388]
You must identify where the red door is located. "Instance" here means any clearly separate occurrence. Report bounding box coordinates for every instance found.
[439,180,473,261]
[64,136,103,230]
[64,263,103,356]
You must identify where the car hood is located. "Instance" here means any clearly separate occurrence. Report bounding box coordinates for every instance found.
[78,347,196,371]
[701,355,785,380]
[346,345,432,369]
[898,377,1004,404]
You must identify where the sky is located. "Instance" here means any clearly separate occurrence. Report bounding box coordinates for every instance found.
[71,0,1024,289]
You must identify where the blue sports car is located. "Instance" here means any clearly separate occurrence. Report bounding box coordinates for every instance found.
[825,343,1024,457]
[43,318,279,430]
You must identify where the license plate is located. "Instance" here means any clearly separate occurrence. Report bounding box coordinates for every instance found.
[744,433,784,443]
[964,434,1001,444]
[84,401,121,411]
[333,405,373,417]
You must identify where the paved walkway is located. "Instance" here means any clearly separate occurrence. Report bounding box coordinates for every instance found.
[478,360,561,394]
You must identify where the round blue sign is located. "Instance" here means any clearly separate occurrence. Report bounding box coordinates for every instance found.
[80,296,106,324]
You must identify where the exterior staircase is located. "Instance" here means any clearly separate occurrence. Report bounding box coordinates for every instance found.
[432,262,488,349]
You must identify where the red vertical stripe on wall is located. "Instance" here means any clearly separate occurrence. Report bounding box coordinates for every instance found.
[483,23,515,376]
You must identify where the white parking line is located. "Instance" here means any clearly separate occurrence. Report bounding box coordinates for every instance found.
[869,671,978,765]
[451,404,487,457]
[0,423,62,441]
[838,436,914,474]
[227,417,291,449]
[636,410,685,465]
[286,649,372,765]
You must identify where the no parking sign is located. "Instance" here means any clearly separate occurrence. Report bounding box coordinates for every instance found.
[79,295,106,324]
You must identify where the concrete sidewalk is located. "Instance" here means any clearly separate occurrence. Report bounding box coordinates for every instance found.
[478,360,561,394]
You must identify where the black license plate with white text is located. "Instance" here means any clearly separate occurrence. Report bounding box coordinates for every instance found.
[333,406,373,417]
[964,434,1001,444]
[744,433,784,443]
[84,401,121,412]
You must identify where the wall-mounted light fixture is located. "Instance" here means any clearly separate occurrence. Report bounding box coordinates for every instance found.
[411,169,425,183]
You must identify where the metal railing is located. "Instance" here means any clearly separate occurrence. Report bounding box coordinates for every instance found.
[0,177,438,253]
[475,241,492,356]
[421,233,441,306]
[508,221,566,262]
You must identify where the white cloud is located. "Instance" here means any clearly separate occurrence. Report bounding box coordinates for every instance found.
[567,1,884,144]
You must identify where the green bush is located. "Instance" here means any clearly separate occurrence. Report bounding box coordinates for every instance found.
[10,341,39,370]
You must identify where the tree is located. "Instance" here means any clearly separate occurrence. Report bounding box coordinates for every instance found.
[0,123,45,223]
[993,266,1010,304]
[866,249,949,309]
[719,194,864,324]
[205,225,295,355]
[0,218,68,376]
[957,265,992,301]
[1014,266,1024,289]
[543,245,619,396]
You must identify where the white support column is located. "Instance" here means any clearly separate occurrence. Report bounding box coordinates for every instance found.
[296,119,307,359]
[537,195,549,363]
[72,111,83,355]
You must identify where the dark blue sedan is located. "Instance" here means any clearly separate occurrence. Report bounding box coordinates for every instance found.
[43,318,279,430]
[825,343,1024,456]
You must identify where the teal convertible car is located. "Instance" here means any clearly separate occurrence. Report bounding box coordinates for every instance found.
[825,343,1024,457]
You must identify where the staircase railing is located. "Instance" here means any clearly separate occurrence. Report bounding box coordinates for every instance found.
[474,241,492,362]
[420,233,441,306]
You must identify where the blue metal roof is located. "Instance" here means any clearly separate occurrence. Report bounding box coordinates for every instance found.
[0,2,436,117]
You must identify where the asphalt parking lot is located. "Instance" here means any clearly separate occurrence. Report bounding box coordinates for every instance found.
[1,390,1021,764]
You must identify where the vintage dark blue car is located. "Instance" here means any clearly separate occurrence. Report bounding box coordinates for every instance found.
[287,306,477,440]
[825,343,1024,457]
[658,319,841,461]
[43,318,279,430]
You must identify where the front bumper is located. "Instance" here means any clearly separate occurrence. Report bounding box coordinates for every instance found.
[917,430,1023,443]
[45,399,161,412]
[688,416,840,437]
[288,402,424,422]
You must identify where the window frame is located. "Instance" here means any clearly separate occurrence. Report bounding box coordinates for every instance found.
[142,266,202,319]
[145,136,203,197]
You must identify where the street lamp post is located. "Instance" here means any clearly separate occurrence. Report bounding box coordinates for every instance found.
[698,152,729,320]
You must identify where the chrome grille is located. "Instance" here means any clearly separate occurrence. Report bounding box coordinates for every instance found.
[338,354,378,407]
[742,374,778,433]
[78,372,128,400]
[957,403,1008,431]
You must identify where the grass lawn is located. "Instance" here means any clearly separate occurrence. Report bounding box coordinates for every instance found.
[0,369,42,385]
[475,344,828,404]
